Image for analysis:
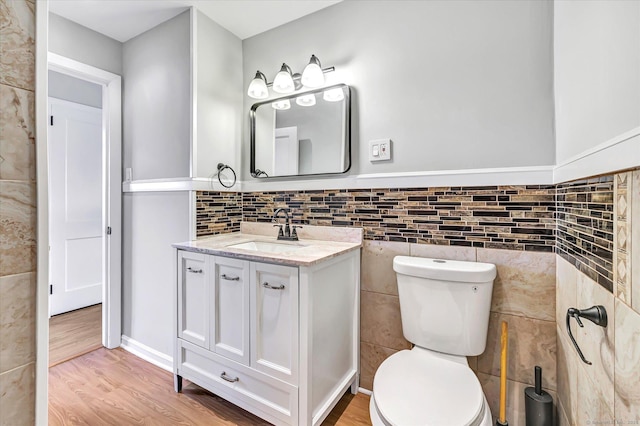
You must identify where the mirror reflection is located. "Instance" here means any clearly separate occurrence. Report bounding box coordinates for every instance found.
[250,84,350,178]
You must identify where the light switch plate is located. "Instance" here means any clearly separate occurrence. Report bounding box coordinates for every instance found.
[369,139,392,162]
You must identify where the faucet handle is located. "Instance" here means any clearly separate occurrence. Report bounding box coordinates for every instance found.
[273,224,284,237]
[291,225,302,238]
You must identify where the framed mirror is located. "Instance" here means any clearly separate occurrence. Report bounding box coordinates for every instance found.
[250,84,351,178]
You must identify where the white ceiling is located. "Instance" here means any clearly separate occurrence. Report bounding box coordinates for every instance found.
[48,0,342,42]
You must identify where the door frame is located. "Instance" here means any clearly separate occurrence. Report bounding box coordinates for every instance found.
[35,48,122,423]
[47,52,122,349]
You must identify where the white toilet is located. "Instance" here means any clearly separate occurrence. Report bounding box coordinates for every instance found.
[370,256,497,426]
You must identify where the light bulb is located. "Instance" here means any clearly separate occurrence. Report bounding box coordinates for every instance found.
[296,94,316,107]
[301,54,324,88]
[271,99,291,110]
[272,63,295,93]
[323,88,344,102]
[247,70,268,99]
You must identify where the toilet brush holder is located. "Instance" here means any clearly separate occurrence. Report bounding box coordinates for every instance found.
[524,366,553,426]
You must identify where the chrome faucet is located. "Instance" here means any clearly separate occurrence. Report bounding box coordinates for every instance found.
[272,208,300,241]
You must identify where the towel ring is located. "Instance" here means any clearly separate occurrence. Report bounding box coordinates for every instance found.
[216,163,236,188]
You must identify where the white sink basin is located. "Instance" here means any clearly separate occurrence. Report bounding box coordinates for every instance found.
[228,241,306,253]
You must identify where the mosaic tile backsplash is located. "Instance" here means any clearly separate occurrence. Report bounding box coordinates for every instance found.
[556,176,615,291]
[196,192,242,236]
[241,186,557,252]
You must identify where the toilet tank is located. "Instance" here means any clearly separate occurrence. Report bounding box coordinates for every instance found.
[393,256,496,356]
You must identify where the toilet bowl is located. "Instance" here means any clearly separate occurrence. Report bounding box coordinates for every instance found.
[369,256,497,426]
[369,347,492,426]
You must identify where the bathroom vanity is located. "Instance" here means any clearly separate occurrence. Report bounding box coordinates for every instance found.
[172,223,362,426]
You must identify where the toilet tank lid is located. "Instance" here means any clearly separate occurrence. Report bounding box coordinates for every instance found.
[393,256,496,283]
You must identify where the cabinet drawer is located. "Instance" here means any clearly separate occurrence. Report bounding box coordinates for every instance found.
[177,340,298,425]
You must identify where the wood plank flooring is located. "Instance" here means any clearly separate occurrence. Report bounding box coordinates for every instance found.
[49,304,102,367]
[49,347,372,425]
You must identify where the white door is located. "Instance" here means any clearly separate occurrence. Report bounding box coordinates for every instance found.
[273,126,299,176]
[49,98,103,316]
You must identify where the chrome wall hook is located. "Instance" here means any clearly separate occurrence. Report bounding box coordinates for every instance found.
[566,305,608,365]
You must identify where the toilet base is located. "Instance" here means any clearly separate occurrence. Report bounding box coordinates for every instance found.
[369,391,493,426]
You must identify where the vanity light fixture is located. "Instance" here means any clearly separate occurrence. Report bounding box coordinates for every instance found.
[247,55,336,100]
[323,87,344,102]
[301,54,324,88]
[296,94,316,107]
[271,99,291,110]
[272,63,295,94]
[247,70,268,99]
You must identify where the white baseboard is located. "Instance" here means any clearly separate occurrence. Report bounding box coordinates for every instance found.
[120,335,173,372]
[358,387,373,395]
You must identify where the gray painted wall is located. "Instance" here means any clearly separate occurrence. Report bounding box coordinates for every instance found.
[49,13,123,75]
[195,11,243,179]
[122,192,190,357]
[123,11,191,180]
[48,70,102,108]
[242,0,555,179]
[554,0,640,164]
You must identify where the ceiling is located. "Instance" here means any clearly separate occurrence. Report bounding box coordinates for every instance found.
[48,0,342,42]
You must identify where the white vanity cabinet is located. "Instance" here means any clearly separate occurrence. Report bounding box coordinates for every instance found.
[174,245,360,426]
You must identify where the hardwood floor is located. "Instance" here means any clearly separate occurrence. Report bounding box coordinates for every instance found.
[49,347,372,425]
[49,304,102,367]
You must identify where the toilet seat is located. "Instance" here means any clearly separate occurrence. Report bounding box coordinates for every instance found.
[372,348,486,426]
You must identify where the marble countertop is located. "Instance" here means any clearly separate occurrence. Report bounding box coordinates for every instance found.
[173,222,363,267]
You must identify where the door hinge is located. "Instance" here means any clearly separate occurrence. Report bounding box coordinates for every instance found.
[49,284,53,295]
[50,116,53,126]
[107,226,112,235]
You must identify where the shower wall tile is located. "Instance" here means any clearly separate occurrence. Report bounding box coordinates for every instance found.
[409,243,476,261]
[478,312,556,390]
[557,326,577,425]
[0,180,36,276]
[556,166,640,426]
[614,299,640,422]
[360,291,410,351]
[556,256,577,326]
[614,172,632,302]
[558,401,571,426]
[0,272,35,374]
[632,169,640,315]
[576,271,615,408]
[0,85,35,181]
[0,0,35,91]
[477,248,556,321]
[576,364,614,425]
[361,240,409,296]
[360,342,398,392]
[0,362,35,426]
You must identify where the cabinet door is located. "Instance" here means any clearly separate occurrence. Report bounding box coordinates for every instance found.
[211,256,250,365]
[177,251,209,349]
[250,262,299,384]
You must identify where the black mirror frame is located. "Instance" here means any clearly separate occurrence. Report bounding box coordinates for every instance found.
[249,83,351,179]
